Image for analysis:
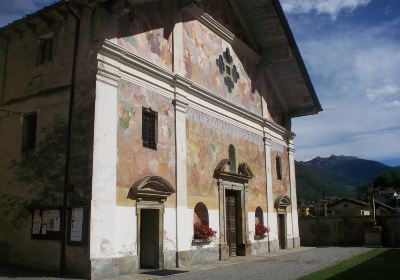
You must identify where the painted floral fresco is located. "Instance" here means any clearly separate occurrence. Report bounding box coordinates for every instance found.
[182,12,262,115]
[116,80,176,207]
[186,108,266,210]
[271,141,290,201]
[117,1,173,71]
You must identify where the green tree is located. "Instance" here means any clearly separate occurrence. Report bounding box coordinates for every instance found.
[373,170,400,190]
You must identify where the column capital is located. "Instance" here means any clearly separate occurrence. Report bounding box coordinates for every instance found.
[173,96,188,113]
[263,133,272,147]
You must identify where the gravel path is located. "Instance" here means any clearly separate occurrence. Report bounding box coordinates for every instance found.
[0,247,372,280]
[160,247,371,280]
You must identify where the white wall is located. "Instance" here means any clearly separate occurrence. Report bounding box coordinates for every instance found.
[90,80,118,259]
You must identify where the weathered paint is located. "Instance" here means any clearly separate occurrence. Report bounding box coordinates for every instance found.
[271,141,290,201]
[116,81,176,207]
[186,108,265,210]
[117,1,173,71]
[182,13,262,115]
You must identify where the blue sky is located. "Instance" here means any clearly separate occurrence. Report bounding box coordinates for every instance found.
[0,0,399,166]
[281,0,400,166]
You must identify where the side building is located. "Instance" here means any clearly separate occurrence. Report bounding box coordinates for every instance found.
[0,0,322,278]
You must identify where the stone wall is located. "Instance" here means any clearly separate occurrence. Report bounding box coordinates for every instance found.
[299,215,400,247]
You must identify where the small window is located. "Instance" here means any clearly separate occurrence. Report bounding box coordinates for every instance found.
[276,156,282,180]
[229,144,236,173]
[193,202,209,227]
[255,207,264,225]
[142,107,157,150]
[22,112,37,152]
[36,37,53,65]
[343,204,348,208]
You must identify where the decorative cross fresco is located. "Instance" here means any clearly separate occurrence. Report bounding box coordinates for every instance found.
[216,47,240,93]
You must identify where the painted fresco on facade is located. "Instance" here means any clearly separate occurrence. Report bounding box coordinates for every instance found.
[187,108,265,210]
[116,80,176,206]
[117,1,173,71]
[271,141,290,200]
[182,13,262,115]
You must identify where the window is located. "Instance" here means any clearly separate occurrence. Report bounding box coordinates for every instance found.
[255,207,264,226]
[276,156,282,180]
[36,37,53,65]
[22,112,37,152]
[193,202,209,227]
[229,144,236,173]
[142,107,157,150]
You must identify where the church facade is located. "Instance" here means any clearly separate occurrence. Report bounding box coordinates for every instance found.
[0,0,321,279]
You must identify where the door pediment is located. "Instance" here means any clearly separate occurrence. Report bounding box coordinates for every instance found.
[128,176,175,202]
[213,159,253,184]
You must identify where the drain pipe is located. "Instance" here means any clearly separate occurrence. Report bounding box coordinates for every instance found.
[0,37,9,105]
[61,0,80,275]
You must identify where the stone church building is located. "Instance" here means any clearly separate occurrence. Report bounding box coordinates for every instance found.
[0,0,321,278]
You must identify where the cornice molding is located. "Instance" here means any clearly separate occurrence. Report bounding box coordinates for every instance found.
[97,40,295,140]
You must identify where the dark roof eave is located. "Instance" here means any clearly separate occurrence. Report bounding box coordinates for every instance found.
[271,0,323,114]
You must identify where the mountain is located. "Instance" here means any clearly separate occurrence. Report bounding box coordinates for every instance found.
[296,155,396,202]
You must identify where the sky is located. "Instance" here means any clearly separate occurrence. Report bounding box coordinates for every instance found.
[280,0,400,166]
[0,0,399,166]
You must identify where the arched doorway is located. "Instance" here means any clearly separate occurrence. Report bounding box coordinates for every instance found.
[127,176,175,269]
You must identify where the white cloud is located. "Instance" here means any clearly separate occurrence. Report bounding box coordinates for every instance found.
[385,100,400,108]
[366,85,400,101]
[290,16,400,163]
[281,0,372,20]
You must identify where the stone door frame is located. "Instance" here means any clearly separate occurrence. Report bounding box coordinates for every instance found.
[275,195,291,250]
[127,176,175,270]
[218,179,251,259]
[136,200,165,269]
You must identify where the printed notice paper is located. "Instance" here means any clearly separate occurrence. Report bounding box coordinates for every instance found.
[70,208,84,242]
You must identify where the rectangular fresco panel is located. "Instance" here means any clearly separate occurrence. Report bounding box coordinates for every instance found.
[116,80,176,207]
[271,141,290,201]
[117,1,173,71]
[186,108,266,211]
[182,12,262,115]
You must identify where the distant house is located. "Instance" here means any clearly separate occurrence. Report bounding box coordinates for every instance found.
[298,203,314,218]
[326,197,393,217]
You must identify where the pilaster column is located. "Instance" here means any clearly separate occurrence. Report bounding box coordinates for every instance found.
[288,138,300,247]
[90,77,118,264]
[263,132,277,249]
[174,87,190,264]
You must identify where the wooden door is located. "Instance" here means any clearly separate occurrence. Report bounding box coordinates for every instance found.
[140,209,159,269]
[278,214,286,249]
[226,191,237,256]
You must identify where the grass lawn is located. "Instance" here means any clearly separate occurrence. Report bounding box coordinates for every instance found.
[298,248,399,280]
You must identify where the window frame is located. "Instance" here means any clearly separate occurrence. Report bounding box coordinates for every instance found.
[35,36,53,65]
[142,107,158,150]
[276,155,282,180]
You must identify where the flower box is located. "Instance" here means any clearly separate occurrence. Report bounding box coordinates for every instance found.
[193,223,216,242]
[255,224,270,238]
[254,234,266,240]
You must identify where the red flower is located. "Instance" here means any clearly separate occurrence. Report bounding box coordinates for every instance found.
[193,223,217,240]
[255,224,269,236]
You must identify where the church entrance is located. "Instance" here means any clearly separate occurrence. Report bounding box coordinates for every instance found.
[277,214,286,249]
[140,209,160,269]
[225,190,239,256]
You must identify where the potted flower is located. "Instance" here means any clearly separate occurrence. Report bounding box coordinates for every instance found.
[255,224,270,240]
[193,223,217,243]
